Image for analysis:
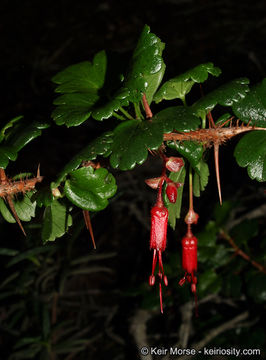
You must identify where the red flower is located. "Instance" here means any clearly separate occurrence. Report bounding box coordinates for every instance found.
[149,204,168,313]
[179,228,198,314]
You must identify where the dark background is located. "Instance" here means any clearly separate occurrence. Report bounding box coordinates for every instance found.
[0,1,266,359]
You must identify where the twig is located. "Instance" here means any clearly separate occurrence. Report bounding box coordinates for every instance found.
[178,300,194,348]
[225,203,266,231]
[164,294,239,360]
[220,230,266,274]
[174,311,249,360]
[163,126,266,144]
[130,309,153,360]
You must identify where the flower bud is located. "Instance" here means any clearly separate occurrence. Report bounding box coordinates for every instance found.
[166,183,178,203]
[165,157,184,172]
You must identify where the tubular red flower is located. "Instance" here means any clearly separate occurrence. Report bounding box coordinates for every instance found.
[179,229,198,315]
[149,205,168,313]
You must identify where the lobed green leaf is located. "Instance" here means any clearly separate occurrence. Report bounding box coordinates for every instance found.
[110,119,163,170]
[234,131,266,181]
[193,159,210,196]
[64,166,117,211]
[53,131,113,187]
[153,106,201,133]
[232,78,266,126]
[42,199,73,242]
[0,192,36,223]
[52,51,107,126]
[192,78,250,119]
[92,25,165,119]
[154,62,221,103]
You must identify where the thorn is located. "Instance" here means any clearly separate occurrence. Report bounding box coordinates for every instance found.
[214,143,222,205]
[37,164,40,178]
[218,116,234,128]
[83,210,96,249]
[207,111,216,128]
[6,195,26,236]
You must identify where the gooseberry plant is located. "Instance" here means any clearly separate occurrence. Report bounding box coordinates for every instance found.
[1,25,266,313]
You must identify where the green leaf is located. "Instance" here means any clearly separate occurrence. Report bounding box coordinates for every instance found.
[167,140,203,168]
[154,62,221,103]
[197,246,216,263]
[193,159,209,196]
[234,131,266,181]
[192,78,250,119]
[153,106,201,133]
[6,246,55,267]
[208,244,231,267]
[222,274,242,298]
[52,51,107,126]
[0,145,17,168]
[0,192,36,223]
[110,119,163,170]
[213,200,234,226]
[230,219,258,247]
[53,131,113,187]
[52,104,93,127]
[0,247,19,256]
[64,167,117,211]
[164,165,186,229]
[42,199,72,242]
[198,269,222,297]
[0,198,16,223]
[144,62,166,105]
[232,79,266,126]
[215,112,232,127]
[13,192,37,222]
[52,51,106,91]
[196,221,218,247]
[122,24,165,103]
[34,187,54,207]
[6,120,50,153]
[92,25,165,120]
[0,115,23,143]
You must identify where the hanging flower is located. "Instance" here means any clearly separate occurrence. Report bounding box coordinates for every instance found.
[179,228,198,310]
[149,204,168,313]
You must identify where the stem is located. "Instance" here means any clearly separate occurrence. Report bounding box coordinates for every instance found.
[156,161,167,207]
[189,165,193,212]
[220,229,266,274]
[163,126,266,143]
[134,103,144,120]
[142,93,153,118]
[202,115,206,129]
[181,96,187,107]
[119,107,134,120]
[112,111,126,121]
